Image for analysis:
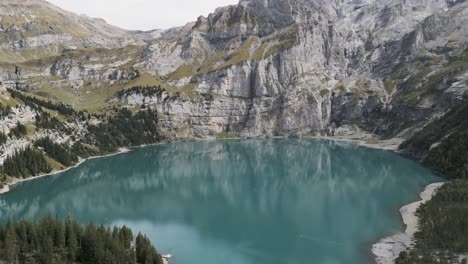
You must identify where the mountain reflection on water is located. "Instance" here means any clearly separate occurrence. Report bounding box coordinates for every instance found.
[0,139,440,264]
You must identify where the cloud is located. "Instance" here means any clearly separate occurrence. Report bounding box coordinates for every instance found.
[47,0,239,30]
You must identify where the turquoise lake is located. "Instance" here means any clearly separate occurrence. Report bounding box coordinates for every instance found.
[0,139,441,264]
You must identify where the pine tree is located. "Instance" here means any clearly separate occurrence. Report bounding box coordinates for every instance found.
[0,131,7,144]
[17,221,29,262]
[135,233,163,264]
[119,225,133,249]
[65,216,78,262]
[3,222,18,263]
[40,236,53,264]
[135,233,145,264]
[54,216,66,250]
[0,216,162,264]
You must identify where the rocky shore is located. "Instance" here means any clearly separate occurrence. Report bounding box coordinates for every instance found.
[372,182,446,264]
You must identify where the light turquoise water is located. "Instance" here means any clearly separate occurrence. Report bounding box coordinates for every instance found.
[0,139,441,264]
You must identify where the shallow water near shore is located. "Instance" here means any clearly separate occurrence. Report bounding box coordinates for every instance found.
[0,139,441,264]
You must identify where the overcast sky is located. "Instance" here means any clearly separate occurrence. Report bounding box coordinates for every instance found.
[47,0,239,30]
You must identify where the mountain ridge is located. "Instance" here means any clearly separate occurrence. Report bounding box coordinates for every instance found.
[0,0,466,135]
[0,0,466,134]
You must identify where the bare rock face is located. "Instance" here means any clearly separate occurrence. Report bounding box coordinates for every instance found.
[1,0,468,140]
[130,0,467,138]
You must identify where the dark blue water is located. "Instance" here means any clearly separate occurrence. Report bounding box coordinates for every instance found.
[0,139,441,264]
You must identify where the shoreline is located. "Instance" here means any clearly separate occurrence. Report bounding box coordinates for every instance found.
[212,134,402,151]
[0,139,174,195]
[308,135,402,151]
[0,147,132,194]
[0,136,396,195]
[371,182,446,264]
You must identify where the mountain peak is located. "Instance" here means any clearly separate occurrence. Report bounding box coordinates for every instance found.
[0,0,149,63]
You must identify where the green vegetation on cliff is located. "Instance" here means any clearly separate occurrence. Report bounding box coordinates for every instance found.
[398,102,468,263]
[8,122,28,139]
[396,181,468,264]
[70,142,101,159]
[0,103,12,118]
[389,52,468,109]
[416,181,468,253]
[85,108,164,153]
[9,89,76,117]
[0,131,7,144]
[0,216,163,264]
[116,86,165,98]
[35,137,79,167]
[400,102,468,179]
[0,89,165,188]
[1,147,52,178]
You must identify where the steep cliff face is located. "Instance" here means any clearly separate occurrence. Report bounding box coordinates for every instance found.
[129,0,468,138]
[1,0,467,140]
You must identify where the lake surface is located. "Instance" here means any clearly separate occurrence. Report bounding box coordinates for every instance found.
[0,139,441,264]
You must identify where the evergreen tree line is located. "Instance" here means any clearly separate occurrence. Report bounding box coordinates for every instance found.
[70,141,101,159]
[8,89,76,117]
[35,111,63,130]
[116,86,165,99]
[400,103,467,152]
[8,88,88,125]
[398,103,468,263]
[9,122,28,139]
[0,108,164,180]
[0,131,7,144]
[1,147,52,178]
[35,137,78,167]
[425,129,468,179]
[0,103,12,118]
[423,103,468,180]
[401,102,468,180]
[0,174,5,188]
[415,181,468,252]
[396,250,464,264]
[86,108,164,153]
[396,180,468,264]
[0,216,164,264]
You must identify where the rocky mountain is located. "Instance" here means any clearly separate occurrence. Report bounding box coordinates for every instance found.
[0,0,150,62]
[1,0,467,140]
[0,0,466,151]
[137,0,467,139]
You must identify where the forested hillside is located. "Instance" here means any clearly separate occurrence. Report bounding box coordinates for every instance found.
[397,102,468,263]
[396,181,468,264]
[400,102,468,180]
[0,216,163,264]
[0,89,165,188]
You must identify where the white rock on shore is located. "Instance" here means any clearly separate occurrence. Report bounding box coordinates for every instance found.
[372,182,446,264]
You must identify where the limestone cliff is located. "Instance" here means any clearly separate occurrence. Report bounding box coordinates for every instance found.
[125,0,468,139]
[0,0,467,141]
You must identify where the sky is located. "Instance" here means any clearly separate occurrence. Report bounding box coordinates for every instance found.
[47,0,239,30]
